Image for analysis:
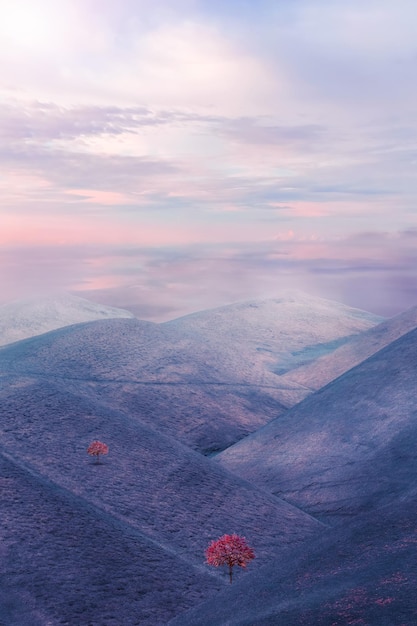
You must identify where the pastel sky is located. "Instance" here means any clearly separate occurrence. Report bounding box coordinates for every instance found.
[1,0,417,319]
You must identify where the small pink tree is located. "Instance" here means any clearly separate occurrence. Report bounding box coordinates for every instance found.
[205,533,255,583]
[87,441,109,464]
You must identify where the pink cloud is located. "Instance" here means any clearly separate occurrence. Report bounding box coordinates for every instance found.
[66,189,137,205]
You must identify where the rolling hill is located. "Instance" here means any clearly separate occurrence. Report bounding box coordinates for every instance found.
[0,368,323,625]
[0,450,219,626]
[168,490,417,625]
[0,289,383,455]
[282,304,417,392]
[163,291,383,398]
[216,325,417,522]
[0,293,134,347]
[2,290,407,625]
[174,317,417,625]
[0,318,291,454]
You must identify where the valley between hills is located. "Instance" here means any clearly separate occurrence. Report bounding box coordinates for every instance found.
[0,292,415,625]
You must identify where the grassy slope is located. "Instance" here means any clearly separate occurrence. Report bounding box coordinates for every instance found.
[0,294,134,346]
[168,493,417,625]
[0,294,397,624]
[217,326,417,521]
[0,452,219,626]
[282,304,417,391]
[0,298,382,455]
[0,372,322,624]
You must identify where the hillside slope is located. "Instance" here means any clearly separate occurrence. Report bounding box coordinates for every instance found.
[0,365,323,624]
[0,451,219,626]
[217,326,417,522]
[0,290,383,455]
[174,320,417,624]
[0,293,134,347]
[282,304,417,391]
[0,318,292,453]
[164,291,383,401]
[169,492,417,625]
[0,294,411,625]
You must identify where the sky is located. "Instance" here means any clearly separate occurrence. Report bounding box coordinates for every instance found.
[1,0,417,320]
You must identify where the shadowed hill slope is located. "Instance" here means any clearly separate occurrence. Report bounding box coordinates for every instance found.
[0,366,323,624]
[0,370,323,557]
[0,451,219,626]
[170,306,417,625]
[168,492,417,626]
[217,326,417,522]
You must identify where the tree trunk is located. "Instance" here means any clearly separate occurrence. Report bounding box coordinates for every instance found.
[229,565,233,584]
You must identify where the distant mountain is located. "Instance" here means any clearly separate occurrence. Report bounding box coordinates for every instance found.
[216,326,417,522]
[0,293,134,346]
[282,304,417,391]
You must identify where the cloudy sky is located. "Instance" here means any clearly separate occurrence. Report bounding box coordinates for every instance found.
[1,0,417,319]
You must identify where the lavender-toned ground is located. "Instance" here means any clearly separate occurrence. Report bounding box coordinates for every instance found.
[0,292,382,454]
[282,303,417,392]
[0,452,219,626]
[0,294,135,347]
[216,324,417,522]
[169,494,417,625]
[0,293,415,624]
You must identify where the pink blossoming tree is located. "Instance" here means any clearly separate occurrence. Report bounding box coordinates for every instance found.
[87,441,109,464]
[205,533,255,583]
